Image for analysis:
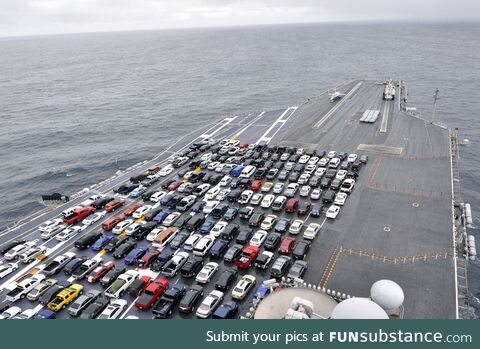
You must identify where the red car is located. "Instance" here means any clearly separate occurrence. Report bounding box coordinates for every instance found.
[135,278,169,310]
[285,198,299,213]
[278,237,296,255]
[124,202,143,216]
[239,143,249,149]
[64,206,95,225]
[251,180,262,191]
[137,250,160,269]
[105,198,125,212]
[235,245,260,269]
[86,261,115,283]
[168,180,183,191]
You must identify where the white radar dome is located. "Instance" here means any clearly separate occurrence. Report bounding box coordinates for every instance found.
[370,279,404,313]
[331,297,389,319]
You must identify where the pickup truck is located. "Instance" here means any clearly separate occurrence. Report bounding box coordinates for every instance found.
[104,270,139,298]
[42,252,76,276]
[6,274,45,302]
[152,284,186,319]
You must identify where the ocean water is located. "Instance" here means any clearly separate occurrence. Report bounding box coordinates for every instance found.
[0,22,479,311]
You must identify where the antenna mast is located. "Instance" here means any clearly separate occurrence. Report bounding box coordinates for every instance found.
[431,89,439,123]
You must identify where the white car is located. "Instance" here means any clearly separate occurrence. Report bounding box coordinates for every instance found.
[299,186,311,197]
[303,223,321,240]
[298,155,310,164]
[177,183,193,193]
[205,186,221,200]
[298,174,311,185]
[0,306,22,319]
[347,153,358,163]
[196,290,224,318]
[220,175,232,187]
[289,220,304,235]
[216,188,230,201]
[184,234,202,251]
[124,221,146,236]
[132,205,152,219]
[163,212,182,226]
[150,191,167,203]
[304,164,317,174]
[273,183,284,194]
[203,200,219,214]
[40,224,66,240]
[327,151,337,159]
[194,183,211,196]
[38,218,63,232]
[210,221,228,237]
[146,227,166,242]
[308,157,319,165]
[208,161,220,170]
[318,158,329,167]
[104,270,139,298]
[315,167,326,177]
[260,194,275,208]
[310,188,322,200]
[260,215,277,231]
[193,235,215,256]
[238,190,253,204]
[112,219,134,234]
[4,241,36,261]
[215,164,225,173]
[334,192,348,206]
[201,152,213,161]
[80,194,103,207]
[296,148,305,155]
[340,178,356,193]
[326,205,341,219]
[12,308,37,319]
[280,153,290,161]
[97,299,128,319]
[55,226,82,241]
[0,262,19,279]
[231,275,256,300]
[249,193,263,205]
[158,166,174,176]
[195,262,219,284]
[335,170,347,181]
[284,183,299,197]
[249,230,268,246]
[82,211,106,225]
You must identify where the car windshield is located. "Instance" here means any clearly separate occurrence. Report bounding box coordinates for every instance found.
[233,287,243,293]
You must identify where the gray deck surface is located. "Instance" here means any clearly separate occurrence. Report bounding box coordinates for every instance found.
[0,80,456,319]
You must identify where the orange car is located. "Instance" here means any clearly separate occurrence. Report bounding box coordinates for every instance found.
[102,214,125,231]
[124,202,143,216]
[105,198,125,212]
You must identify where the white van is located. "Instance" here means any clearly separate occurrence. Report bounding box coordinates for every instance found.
[328,158,341,169]
[240,165,256,178]
[205,185,221,200]
[61,205,82,218]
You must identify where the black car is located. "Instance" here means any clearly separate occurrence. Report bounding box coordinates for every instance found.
[39,284,66,305]
[209,174,223,185]
[132,222,157,240]
[288,171,300,182]
[105,235,128,253]
[297,201,312,215]
[352,160,363,171]
[180,256,204,278]
[127,277,150,297]
[161,179,176,189]
[248,212,264,227]
[63,256,87,275]
[100,266,127,287]
[80,297,109,319]
[270,256,292,279]
[215,269,238,291]
[340,161,350,170]
[287,260,308,280]
[152,284,186,319]
[223,244,243,262]
[227,189,242,203]
[0,239,26,255]
[144,208,163,221]
[238,206,254,219]
[236,228,254,244]
[320,177,332,189]
[130,173,149,183]
[211,204,229,219]
[178,285,204,313]
[74,231,102,250]
[173,214,191,229]
[150,247,176,272]
[114,184,138,195]
[346,171,359,179]
[220,224,239,241]
[169,231,190,249]
[141,177,159,188]
[185,213,205,231]
[325,169,337,179]
[330,178,342,191]
[229,177,241,188]
[238,178,252,189]
[112,240,137,259]
[254,167,267,179]
[322,190,336,204]
[292,240,311,260]
[91,196,114,209]
[309,176,321,187]
[264,232,282,251]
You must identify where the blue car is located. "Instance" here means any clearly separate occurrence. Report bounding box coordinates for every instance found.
[91,235,114,251]
[33,309,56,319]
[274,218,291,234]
[230,165,245,177]
[253,280,271,301]
[212,301,238,319]
[153,210,172,224]
[199,219,216,234]
[124,246,149,265]
[223,207,238,221]
[311,204,323,217]
[191,201,206,213]
[209,239,229,258]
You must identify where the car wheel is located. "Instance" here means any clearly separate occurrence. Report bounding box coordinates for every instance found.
[21,294,26,299]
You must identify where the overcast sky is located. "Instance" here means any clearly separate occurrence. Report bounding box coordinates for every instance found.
[0,0,479,37]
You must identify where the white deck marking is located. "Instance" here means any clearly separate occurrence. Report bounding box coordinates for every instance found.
[379,100,391,133]
[255,107,298,145]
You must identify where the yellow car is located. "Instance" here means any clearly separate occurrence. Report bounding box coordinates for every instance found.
[47,284,84,312]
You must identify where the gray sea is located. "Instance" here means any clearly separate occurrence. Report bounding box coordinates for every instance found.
[0,21,479,313]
